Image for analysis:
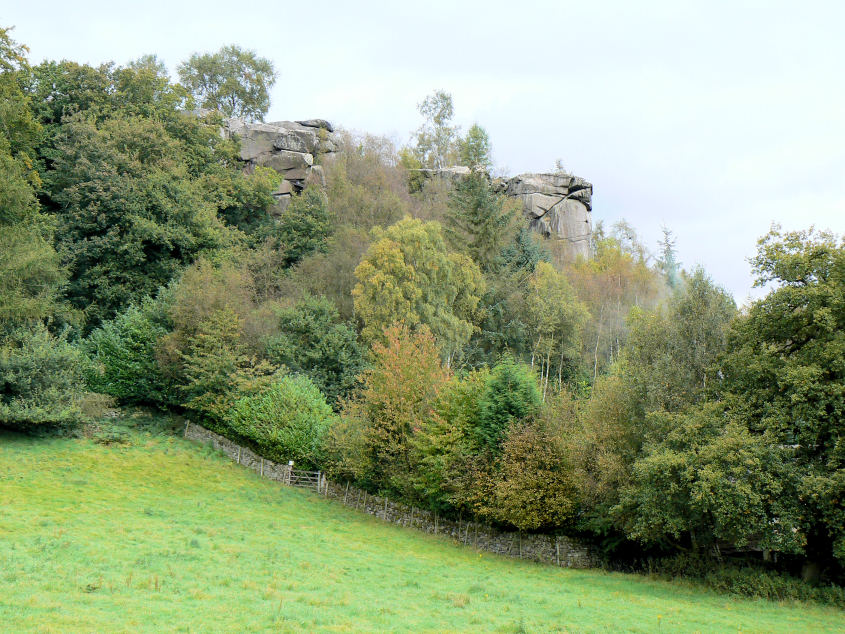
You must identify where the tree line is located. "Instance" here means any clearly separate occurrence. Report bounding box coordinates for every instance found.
[2,27,844,593]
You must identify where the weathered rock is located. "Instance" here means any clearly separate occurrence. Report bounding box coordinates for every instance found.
[274,180,294,196]
[505,172,593,260]
[272,128,318,154]
[225,118,338,197]
[411,167,593,261]
[296,118,334,133]
[231,122,286,161]
[279,168,309,181]
[224,116,593,260]
[255,150,313,172]
[305,164,326,187]
[269,193,292,216]
[318,137,339,154]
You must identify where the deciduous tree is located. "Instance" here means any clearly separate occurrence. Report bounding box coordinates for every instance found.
[178,45,276,121]
[353,217,484,361]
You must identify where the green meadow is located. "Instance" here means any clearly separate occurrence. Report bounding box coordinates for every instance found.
[1,416,842,633]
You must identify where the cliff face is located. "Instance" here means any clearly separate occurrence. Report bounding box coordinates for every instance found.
[224,118,339,214]
[226,119,593,260]
[501,173,593,260]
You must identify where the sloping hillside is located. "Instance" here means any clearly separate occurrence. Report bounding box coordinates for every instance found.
[1,416,842,633]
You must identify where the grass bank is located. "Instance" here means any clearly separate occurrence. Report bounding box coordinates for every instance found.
[1,414,842,632]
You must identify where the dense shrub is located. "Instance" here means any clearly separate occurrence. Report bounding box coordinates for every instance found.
[345,324,450,500]
[226,374,336,469]
[703,567,845,606]
[258,186,332,268]
[85,293,176,407]
[475,356,541,452]
[0,325,88,429]
[263,296,363,406]
[484,420,577,531]
[179,308,276,429]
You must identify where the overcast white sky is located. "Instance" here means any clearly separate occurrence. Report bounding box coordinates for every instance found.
[6,0,844,303]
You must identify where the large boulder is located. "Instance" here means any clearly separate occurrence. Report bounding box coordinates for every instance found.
[504,172,593,260]
[224,118,338,198]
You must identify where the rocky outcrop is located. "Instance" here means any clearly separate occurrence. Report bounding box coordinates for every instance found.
[501,172,593,260]
[224,116,593,258]
[224,118,338,214]
[418,168,594,261]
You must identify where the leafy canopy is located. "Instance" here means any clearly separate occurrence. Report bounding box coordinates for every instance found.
[178,45,276,121]
[353,217,484,360]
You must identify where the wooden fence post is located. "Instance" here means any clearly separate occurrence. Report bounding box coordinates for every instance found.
[237,447,241,464]
[434,512,438,535]
[260,458,264,477]
[383,497,388,519]
[343,482,349,504]
[555,535,560,567]
[184,421,190,437]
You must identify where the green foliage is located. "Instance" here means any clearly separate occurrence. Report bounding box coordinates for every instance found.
[459,124,492,169]
[85,293,176,407]
[179,308,276,429]
[657,226,681,289]
[177,45,276,121]
[721,227,845,564]
[706,566,845,605]
[648,555,845,606]
[411,369,488,511]
[353,217,484,360]
[45,113,235,329]
[27,55,277,331]
[264,296,363,405]
[625,268,736,412]
[475,356,541,452]
[567,374,640,534]
[565,226,663,378]
[226,374,336,469]
[346,325,450,500]
[0,28,69,330]
[618,403,804,554]
[325,133,413,230]
[524,262,589,397]
[0,221,67,330]
[500,225,550,273]
[398,146,426,193]
[0,325,88,429]
[412,90,460,169]
[484,419,577,531]
[261,186,332,268]
[446,172,519,272]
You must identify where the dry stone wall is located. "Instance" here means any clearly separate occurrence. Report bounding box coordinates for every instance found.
[185,422,598,569]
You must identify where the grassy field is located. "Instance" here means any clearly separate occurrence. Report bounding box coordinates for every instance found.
[1,415,843,632]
